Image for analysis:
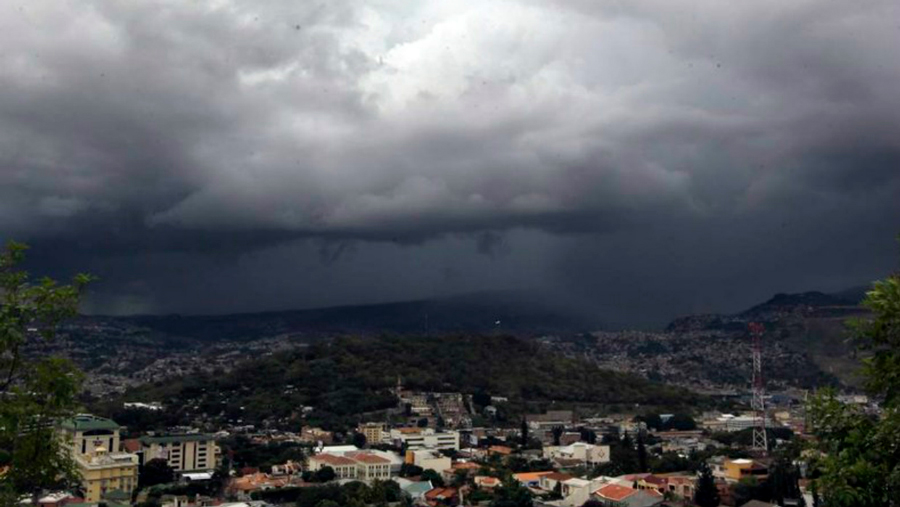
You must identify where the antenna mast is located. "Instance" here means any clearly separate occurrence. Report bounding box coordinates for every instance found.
[748,322,768,454]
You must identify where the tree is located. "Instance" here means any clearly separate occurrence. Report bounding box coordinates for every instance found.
[420,469,444,487]
[551,425,564,446]
[636,431,648,473]
[490,480,533,507]
[0,242,92,505]
[693,462,720,507]
[417,418,429,428]
[312,466,336,483]
[807,259,900,506]
[520,419,529,446]
[351,432,367,449]
[139,458,176,489]
[399,463,423,477]
[769,453,804,506]
[473,391,492,408]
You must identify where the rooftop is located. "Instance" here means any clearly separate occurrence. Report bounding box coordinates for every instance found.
[596,484,636,501]
[60,414,119,432]
[348,452,390,464]
[139,434,213,444]
[312,454,357,466]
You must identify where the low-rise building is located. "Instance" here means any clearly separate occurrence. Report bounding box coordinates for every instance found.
[389,428,460,450]
[408,449,452,474]
[543,442,610,465]
[307,451,394,481]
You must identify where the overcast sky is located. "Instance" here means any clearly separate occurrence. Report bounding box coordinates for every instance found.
[2,0,899,327]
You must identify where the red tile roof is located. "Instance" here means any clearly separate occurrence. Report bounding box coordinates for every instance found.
[543,472,574,482]
[349,452,390,464]
[425,487,457,500]
[596,484,637,502]
[313,454,356,466]
[644,475,667,485]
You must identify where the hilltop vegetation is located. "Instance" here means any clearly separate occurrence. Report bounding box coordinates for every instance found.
[108,334,697,431]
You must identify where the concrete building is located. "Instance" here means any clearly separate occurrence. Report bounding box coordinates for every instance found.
[139,434,218,473]
[357,422,387,445]
[525,410,574,430]
[543,442,610,465]
[58,415,139,502]
[307,454,359,480]
[389,428,460,450]
[407,449,451,474]
[307,451,393,481]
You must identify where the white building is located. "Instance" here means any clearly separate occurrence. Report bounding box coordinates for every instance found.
[389,428,460,450]
[307,451,396,482]
[408,449,452,474]
[543,443,610,465]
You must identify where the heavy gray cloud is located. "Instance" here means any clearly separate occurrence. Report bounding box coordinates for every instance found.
[1,0,898,326]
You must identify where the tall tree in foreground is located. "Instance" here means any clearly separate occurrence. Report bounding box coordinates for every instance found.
[0,242,92,506]
[808,242,900,506]
[693,462,720,507]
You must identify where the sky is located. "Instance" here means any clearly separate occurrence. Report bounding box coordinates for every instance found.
[2,0,899,327]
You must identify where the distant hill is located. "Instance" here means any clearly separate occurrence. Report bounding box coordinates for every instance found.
[662,287,871,388]
[110,334,697,431]
[112,290,601,342]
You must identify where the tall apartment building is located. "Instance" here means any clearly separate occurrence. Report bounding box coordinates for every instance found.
[58,414,139,502]
[139,434,218,473]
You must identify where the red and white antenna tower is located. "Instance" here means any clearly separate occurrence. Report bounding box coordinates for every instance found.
[748,322,768,454]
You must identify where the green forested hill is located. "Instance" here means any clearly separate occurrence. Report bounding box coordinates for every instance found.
[112,334,697,430]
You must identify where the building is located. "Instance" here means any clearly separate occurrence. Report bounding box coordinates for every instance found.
[407,449,452,474]
[539,473,574,493]
[722,458,768,482]
[389,428,460,450]
[543,443,610,465]
[300,426,334,444]
[307,451,394,482]
[358,422,387,445]
[525,410,574,430]
[59,415,139,502]
[307,454,359,480]
[513,471,553,488]
[139,434,218,473]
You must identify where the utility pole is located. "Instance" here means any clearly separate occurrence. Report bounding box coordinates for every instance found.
[749,322,768,454]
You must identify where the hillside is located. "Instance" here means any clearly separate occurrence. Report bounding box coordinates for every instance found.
[542,288,872,391]
[109,334,698,430]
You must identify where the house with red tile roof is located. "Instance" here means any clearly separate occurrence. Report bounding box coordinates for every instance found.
[424,486,458,506]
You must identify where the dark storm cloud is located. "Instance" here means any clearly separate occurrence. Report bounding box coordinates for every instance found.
[1,0,899,322]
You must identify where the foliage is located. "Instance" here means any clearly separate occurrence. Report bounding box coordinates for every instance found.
[635,412,697,431]
[218,435,307,471]
[399,463,423,477]
[312,466,336,483]
[294,480,401,507]
[636,431,648,473]
[138,458,175,490]
[808,263,900,506]
[768,453,804,506]
[420,469,444,487]
[693,462,720,507]
[0,242,92,504]
[120,334,697,430]
[490,480,533,507]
